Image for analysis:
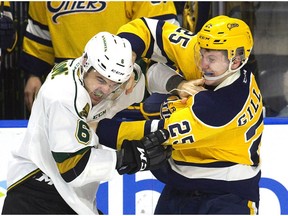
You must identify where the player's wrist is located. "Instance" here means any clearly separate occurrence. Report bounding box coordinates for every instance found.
[166,75,185,95]
[116,141,137,175]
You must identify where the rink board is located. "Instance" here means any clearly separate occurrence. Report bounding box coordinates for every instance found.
[0,118,287,215]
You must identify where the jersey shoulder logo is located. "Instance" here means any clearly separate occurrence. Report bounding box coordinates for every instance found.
[80,103,90,118]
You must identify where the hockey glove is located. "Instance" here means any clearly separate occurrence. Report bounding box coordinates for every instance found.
[0,13,15,49]
[116,129,172,175]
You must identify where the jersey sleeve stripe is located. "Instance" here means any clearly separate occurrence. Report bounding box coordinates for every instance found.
[25,31,52,47]
[150,14,178,21]
[96,118,122,149]
[52,147,91,163]
[54,148,91,183]
[155,21,174,66]
[145,119,164,135]
[141,17,155,59]
[246,115,263,141]
[117,32,146,60]
[28,14,49,31]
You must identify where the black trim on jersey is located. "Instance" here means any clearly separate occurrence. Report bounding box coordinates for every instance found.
[52,147,91,163]
[7,169,41,191]
[143,120,152,135]
[151,162,261,201]
[2,5,11,12]
[96,118,122,149]
[143,119,165,135]
[154,20,175,66]
[24,31,52,47]
[28,15,49,31]
[150,14,178,21]
[97,119,165,149]
[246,114,263,141]
[158,119,165,129]
[141,17,155,59]
[193,69,251,127]
[173,160,237,168]
[20,52,53,77]
[71,59,84,119]
[60,148,91,183]
[117,32,145,60]
[55,57,70,64]
[140,18,174,66]
[250,134,262,166]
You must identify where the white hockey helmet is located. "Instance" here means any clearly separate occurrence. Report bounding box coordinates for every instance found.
[81,32,134,83]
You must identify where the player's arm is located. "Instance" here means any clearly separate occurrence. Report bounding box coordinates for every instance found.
[147,62,206,97]
[49,102,170,186]
[117,17,203,96]
[21,1,54,78]
[117,17,181,65]
[117,17,181,93]
[96,118,165,150]
[22,2,55,110]
[95,118,171,175]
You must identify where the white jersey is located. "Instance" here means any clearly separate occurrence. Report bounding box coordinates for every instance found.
[6,58,145,214]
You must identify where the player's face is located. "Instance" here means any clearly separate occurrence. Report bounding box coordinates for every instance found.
[200,49,230,86]
[84,70,124,106]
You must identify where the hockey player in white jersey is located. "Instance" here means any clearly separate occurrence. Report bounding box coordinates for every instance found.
[1,32,171,214]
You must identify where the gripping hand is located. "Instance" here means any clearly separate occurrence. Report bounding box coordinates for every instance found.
[160,95,179,119]
[116,129,172,175]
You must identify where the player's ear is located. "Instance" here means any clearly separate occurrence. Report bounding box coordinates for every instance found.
[231,56,241,70]
[132,52,137,64]
[125,74,135,95]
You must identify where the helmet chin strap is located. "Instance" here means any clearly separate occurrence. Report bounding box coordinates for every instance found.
[204,69,232,81]
[203,58,248,81]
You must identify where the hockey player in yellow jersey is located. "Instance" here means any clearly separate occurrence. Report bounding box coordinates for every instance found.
[95,15,264,214]
[21,1,179,111]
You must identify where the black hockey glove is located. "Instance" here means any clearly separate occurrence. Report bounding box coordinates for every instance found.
[116,129,172,175]
[0,13,15,49]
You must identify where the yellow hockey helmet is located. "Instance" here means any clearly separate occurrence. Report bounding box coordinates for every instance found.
[197,15,253,63]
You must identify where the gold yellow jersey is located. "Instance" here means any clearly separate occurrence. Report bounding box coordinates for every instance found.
[21,1,178,77]
[1,1,10,9]
[117,17,203,80]
[1,1,10,8]
[97,68,264,201]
